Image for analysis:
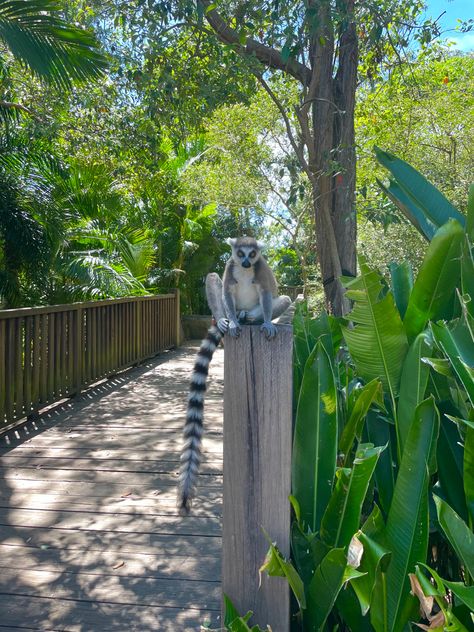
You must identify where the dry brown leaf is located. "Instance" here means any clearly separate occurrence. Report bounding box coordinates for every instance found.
[409,573,434,619]
[120,490,132,498]
[347,535,364,568]
[112,560,125,569]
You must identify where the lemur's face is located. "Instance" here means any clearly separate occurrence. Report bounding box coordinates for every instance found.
[228,238,263,269]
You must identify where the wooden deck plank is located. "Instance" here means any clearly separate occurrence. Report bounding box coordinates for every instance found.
[0,342,224,630]
[1,525,221,556]
[0,594,220,631]
[0,454,222,474]
[0,543,221,581]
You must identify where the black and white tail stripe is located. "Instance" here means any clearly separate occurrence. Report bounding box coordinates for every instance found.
[178,324,222,515]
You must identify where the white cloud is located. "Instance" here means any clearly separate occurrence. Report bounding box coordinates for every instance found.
[444,32,474,51]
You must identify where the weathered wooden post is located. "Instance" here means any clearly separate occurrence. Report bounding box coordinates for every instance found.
[222,324,293,631]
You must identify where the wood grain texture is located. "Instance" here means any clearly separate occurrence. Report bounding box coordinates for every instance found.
[223,324,292,632]
[0,342,224,631]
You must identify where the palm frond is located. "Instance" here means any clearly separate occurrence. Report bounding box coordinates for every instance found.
[0,0,107,88]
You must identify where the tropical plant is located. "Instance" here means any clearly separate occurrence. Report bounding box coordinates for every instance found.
[0,0,107,88]
[258,158,474,631]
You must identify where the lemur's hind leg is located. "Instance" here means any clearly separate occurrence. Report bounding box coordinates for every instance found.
[242,295,292,324]
[205,273,228,334]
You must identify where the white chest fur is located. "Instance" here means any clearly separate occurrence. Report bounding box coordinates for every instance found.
[232,266,260,310]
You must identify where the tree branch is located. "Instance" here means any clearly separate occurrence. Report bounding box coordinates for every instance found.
[0,100,44,122]
[199,0,312,86]
[255,74,312,179]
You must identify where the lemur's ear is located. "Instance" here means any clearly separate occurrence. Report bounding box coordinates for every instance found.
[256,240,265,250]
[226,238,237,247]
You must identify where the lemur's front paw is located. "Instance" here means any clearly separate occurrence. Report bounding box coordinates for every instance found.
[260,321,277,339]
[228,320,241,338]
[237,310,248,323]
[216,318,229,334]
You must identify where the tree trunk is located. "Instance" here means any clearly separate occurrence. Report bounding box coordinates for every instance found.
[307,2,355,316]
[332,2,358,282]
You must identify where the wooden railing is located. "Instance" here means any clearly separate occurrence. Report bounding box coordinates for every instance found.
[0,293,180,429]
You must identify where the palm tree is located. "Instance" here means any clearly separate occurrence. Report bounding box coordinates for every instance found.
[0,0,107,88]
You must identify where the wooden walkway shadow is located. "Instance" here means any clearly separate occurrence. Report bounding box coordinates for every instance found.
[0,342,223,631]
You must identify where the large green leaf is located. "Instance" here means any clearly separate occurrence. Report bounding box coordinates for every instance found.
[342,257,408,408]
[376,178,438,241]
[320,444,384,548]
[461,239,474,319]
[431,314,474,406]
[374,147,465,236]
[305,548,356,631]
[434,496,474,581]
[385,397,440,632]
[389,261,413,319]
[397,332,433,457]
[339,379,384,461]
[366,411,396,516]
[292,341,338,532]
[0,0,108,88]
[465,425,474,527]
[349,508,391,618]
[403,219,465,341]
[437,412,468,522]
[259,539,306,610]
[467,183,474,243]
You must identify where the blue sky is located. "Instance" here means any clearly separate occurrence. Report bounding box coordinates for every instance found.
[425,0,474,51]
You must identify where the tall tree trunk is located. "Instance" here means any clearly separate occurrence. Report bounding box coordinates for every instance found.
[332,2,358,283]
[309,0,354,316]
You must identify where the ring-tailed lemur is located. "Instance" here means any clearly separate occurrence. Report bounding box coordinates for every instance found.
[178,237,291,515]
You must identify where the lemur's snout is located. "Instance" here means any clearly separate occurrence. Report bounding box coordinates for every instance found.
[242,260,251,268]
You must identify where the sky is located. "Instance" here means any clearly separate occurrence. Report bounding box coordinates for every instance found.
[424,0,474,51]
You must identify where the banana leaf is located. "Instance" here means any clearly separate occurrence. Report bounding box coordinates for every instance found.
[339,379,384,461]
[366,411,396,515]
[376,178,438,241]
[259,538,306,610]
[320,444,384,548]
[434,495,474,581]
[389,261,413,319]
[465,424,474,526]
[384,397,440,632]
[374,147,465,237]
[305,548,363,631]
[467,183,474,243]
[431,313,474,406]
[461,239,474,319]
[403,219,464,341]
[342,257,408,409]
[437,411,468,522]
[293,341,338,532]
[397,332,433,457]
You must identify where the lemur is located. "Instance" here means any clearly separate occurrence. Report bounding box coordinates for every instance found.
[178,236,291,515]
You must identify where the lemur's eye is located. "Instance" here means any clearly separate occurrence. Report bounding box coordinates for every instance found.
[249,250,256,258]
[237,250,244,257]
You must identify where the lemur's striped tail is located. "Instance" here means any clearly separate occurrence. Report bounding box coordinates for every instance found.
[178,324,223,515]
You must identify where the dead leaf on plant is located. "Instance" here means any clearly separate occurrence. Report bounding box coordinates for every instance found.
[409,574,433,619]
[347,535,364,568]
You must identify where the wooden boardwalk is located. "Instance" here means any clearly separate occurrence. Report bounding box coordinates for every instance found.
[0,342,223,631]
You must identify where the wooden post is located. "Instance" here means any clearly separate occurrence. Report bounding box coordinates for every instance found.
[171,288,181,347]
[223,324,293,631]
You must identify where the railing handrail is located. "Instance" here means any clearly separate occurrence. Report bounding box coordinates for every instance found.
[0,291,180,430]
[0,294,177,319]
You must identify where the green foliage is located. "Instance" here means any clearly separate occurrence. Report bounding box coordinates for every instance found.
[260,167,474,630]
[0,0,107,89]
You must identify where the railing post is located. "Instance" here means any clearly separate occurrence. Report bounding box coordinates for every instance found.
[172,288,181,347]
[73,307,83,396]
[222,324,293,631]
